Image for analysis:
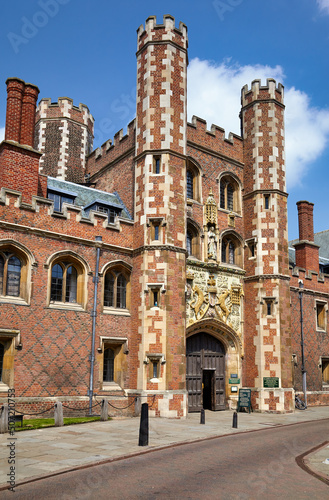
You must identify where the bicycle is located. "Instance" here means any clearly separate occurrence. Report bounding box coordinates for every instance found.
[295,394,307,410]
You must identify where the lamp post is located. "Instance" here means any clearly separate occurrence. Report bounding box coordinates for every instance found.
[299,280,307,407]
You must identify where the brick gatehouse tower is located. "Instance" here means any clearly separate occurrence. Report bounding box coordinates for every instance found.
[1,16,328,418]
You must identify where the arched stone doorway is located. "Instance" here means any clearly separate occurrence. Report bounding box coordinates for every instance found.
[186,332,225,412]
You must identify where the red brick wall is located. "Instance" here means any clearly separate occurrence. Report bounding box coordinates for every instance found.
[86,122,135,177]
[0,142,46,202]
[290,271,329,393]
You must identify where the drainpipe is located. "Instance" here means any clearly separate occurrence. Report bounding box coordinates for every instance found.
[299,280,307,407]
[89,235,102,415]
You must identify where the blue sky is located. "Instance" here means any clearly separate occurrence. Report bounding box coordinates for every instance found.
[0,0,329,240]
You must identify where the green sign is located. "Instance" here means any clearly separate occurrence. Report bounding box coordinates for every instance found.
[229,378,240,384]
[237,388,252,413]
[263,377,279,388]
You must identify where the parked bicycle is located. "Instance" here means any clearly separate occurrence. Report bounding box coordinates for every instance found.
[295,394,307,410]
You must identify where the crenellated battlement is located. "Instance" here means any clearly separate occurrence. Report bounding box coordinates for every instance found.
[187,115,243,163]
[36,97,94,130]
[0,187,133,249]
[35,96,94,183]
[137,15,188,52]
[241,79,284,107]
[86,119,135,176]
[290,266,329,294]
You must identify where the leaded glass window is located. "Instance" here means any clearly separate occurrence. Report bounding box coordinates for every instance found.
[187,170,194,199]
[0,253,22,297]
[104,270,128,310]
[117,274,126,308]
[103,348,114,382]
[50,262,78,304]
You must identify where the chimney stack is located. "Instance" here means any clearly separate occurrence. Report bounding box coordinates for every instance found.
[5,78,25,143]
[0,77,46,203]
[20,83,39,147]
[5,77,39,147]
[294,200,319,273]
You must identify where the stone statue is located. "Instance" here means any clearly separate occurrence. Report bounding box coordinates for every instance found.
[208,226,217,260]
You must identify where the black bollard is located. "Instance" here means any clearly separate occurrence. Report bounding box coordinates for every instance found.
[138,402,149,446]
[200,408,205,424]
[232,411,238,428]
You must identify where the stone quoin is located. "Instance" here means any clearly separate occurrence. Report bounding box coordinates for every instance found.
[0,15,328,418]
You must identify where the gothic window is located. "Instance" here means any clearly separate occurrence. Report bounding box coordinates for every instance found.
[0,252,22,298]
[186,222,201,259]
[186,160,201,202]
[50,262,78,303]
[219,175,241,213]
[187,169,194,199]
[221,234,242,267]
[103,348,114,382]
[103,266,130,311]
[49,256,85,308]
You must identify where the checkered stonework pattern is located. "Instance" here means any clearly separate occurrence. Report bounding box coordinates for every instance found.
[241,80,293,412]
[3,16,329,417]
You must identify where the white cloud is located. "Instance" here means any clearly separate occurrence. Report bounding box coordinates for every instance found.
[187,58,329,188]
[317,0,329,14]
[0,127,4,141]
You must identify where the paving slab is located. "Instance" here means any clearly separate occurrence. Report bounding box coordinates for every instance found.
[0,406,328,488]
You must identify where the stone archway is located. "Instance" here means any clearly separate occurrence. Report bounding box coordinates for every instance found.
[186,332,225,412]
[186,318,242,412]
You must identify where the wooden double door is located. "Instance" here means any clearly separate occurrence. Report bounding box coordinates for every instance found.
[186,332,225,412]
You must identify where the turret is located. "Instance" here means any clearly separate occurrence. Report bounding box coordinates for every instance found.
[35,97,94,183]
[241,79,293,412]
[132,16,188,417]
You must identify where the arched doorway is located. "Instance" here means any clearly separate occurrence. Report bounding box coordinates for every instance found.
[186,332,225,412]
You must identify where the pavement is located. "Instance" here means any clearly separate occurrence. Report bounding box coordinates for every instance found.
[0,406,329,490]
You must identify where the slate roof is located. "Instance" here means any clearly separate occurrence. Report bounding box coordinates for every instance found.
[47,177,132,220]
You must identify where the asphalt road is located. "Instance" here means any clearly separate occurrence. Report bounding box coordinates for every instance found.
[3,419,329,499]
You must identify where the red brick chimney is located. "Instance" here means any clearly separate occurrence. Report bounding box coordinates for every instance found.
[20,83,39,147]
[294,200,319,273]
[0,77,47,203]
[5,78,25,143]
